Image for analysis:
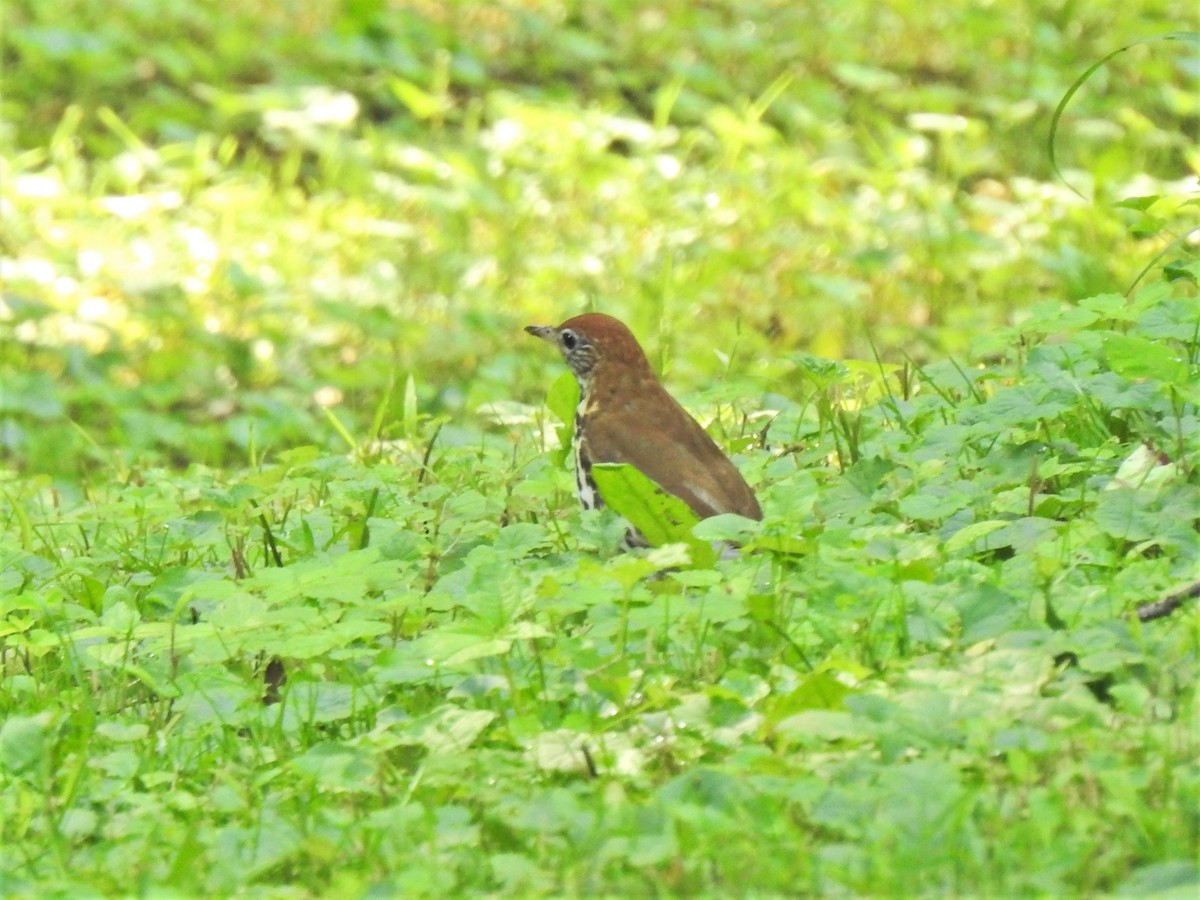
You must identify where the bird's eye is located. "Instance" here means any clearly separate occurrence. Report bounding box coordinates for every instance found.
[560,330,578,351]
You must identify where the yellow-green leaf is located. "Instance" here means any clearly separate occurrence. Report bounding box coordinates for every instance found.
[591,463,717,568]
[546,371,579,427]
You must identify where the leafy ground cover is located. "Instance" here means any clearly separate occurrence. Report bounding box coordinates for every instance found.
[2,1,1198,896]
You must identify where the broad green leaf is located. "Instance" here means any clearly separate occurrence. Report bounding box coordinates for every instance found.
[969,384,1073,428]
[425,630,513,666]
[1163,260,1200,284]
[1116,861,1200,897]
[790,352,850,387]
[1112,195,1161,211]
[388,77,443,120]
[545,371,579,427]
[493,522,554,558]
[273,620,390,659]
[243,548,397,606]
[944,520,1009,554]
[443,636,527,666]
[505,621,552,641]
[691,512,760,544]
[1133,295,1200,341]
[1080,293,1138,321]
[747,534,810,555]
[1094,488,1162,542]
[523,728,591,773]
[591,463,717,567]
[287,743,378,792]
[1104,335,1191,385]
[282,681,362,726]
[1129,215,1166,240]
[545,372,579,466]
[772,710,864,744]
[414,707,497,755]
[1018,299,1101,334]
[784,669,853,712]
[0,714,49,775]
[898,484,972,522]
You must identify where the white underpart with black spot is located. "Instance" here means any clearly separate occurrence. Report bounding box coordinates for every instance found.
[573,402,600,511]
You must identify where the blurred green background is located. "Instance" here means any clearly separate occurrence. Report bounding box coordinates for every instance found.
[1,0,1197,476]
[2,5,1199,897]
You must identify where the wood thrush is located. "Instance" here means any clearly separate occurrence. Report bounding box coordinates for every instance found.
[526,313,761,545]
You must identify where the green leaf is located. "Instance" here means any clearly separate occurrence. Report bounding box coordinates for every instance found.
[388,77,443,120]
[1079,293,1138,321]
[1129,215,1166,240]
[790,352,850,387]
[545,372,579,467]
[768,668,856,720]
[413,707,498,755]
[243,548,397,606]
[424,630,513,666]
[1018,299,1101,334]
[1112,195,1161,211]
[747,534,810,555]
[282,681,361,726]
[944,520,1009,554]
[287,743,378,792]
[691,513,760,545]
[545,371,579,428]
[1116,861,1200,897]
[1103,335,1191,385]
[1134,296,1200,341]
[590,463,716,568]
[1094,487,1162,542]
[0,714,49,776]
[1163,260,1200,285]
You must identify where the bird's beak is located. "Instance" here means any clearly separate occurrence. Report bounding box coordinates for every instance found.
[524,324,557,343]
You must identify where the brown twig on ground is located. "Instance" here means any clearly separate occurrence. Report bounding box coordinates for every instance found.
[1137,580,1200,622]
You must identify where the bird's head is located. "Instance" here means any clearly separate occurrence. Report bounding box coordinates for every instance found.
[525,313,653,389]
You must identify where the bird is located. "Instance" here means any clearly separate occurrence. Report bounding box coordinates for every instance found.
[525,313,761,546]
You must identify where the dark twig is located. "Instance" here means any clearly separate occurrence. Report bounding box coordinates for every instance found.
[251,501,283,568]
[417,421,443,486]
[1137,580,1200,622]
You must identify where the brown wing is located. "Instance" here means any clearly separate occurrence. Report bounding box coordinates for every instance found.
[583,384,761,520]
